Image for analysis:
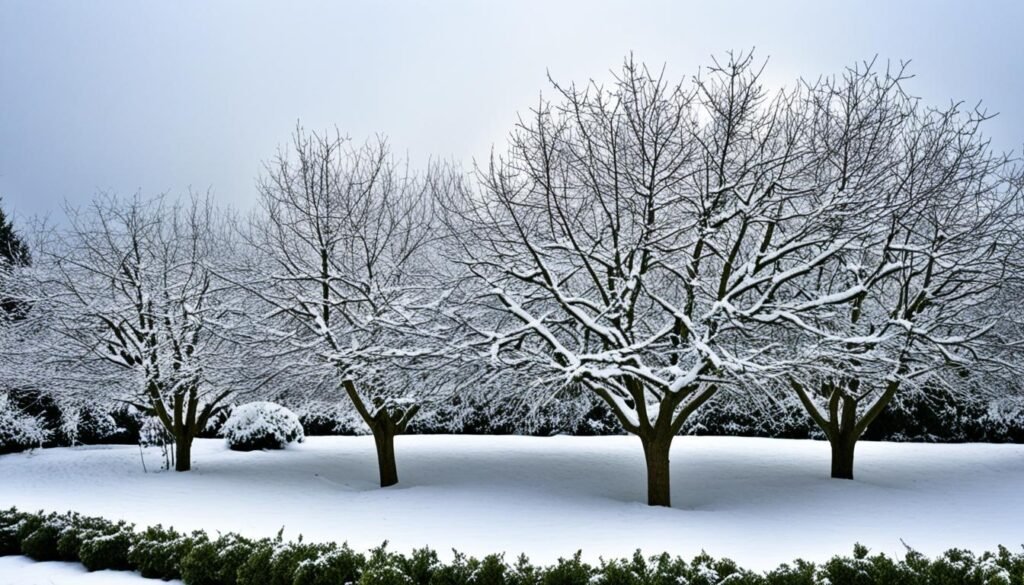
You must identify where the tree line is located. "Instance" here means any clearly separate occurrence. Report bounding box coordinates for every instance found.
[1,53,1022,507]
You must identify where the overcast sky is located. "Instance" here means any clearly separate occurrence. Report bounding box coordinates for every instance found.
[2,0,1022,221]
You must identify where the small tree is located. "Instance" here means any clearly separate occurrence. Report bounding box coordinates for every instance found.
[21,193,245,471]
[233,126,458,487]
[776,61,1024,478]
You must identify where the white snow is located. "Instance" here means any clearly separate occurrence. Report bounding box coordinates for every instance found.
[221,401,304,449]
[0,556,175,584]
[0,435,1022,574]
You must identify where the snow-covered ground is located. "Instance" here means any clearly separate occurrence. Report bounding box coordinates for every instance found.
[0,556,175,584]
[1,435,1022,574]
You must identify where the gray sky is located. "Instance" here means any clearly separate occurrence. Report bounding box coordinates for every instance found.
[2,0,1022,220]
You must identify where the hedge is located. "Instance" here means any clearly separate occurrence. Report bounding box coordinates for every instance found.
[0,508,1021,584]
[5,387,1024,457]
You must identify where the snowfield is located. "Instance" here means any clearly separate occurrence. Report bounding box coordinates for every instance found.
[0,556,177,584]
[0,435,1022,573]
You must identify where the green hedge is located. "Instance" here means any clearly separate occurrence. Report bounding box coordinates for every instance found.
[0,508,1021,585]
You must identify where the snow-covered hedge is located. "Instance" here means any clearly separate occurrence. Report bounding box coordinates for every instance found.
[220,401,304,451]
[0,392,49,455]
[3,507,1023,585]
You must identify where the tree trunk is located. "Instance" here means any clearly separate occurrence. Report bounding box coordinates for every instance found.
[830,435,856,480]
[371,424,398,487]
[641,436,672,507]
[174,435,193,472]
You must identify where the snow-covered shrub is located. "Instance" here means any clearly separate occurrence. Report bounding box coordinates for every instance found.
[292,543,366,585]
[0,393,49,454]
[267,543,338,585]
[19,512,71,561]
[55,515,126,563]
[300,408,370,436]
[57,406,125,446]
[180,532,255,585]
[0,508,32,556]
[221,402,304,451]
[235,539,278,585]
[79,530,134,571]
[128,525,202,580]
[541,552,592,585]
[358,543,427,585]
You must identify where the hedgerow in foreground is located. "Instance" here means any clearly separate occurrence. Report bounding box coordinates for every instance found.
[0,508,1021,584]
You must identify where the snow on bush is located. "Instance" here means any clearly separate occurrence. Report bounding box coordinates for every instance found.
[221,402,304,451]
[0,393,49,455]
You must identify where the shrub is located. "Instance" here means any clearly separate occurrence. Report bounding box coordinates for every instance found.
[541,552,593,585]
[221,402,304,451]
[430,551,479,585]
[817,544,909,585]
[402,547,441,585]
[361,543,416,585]
[924,548,1012,585]
[475,554,511,585]
[0,392,49,455]
[293,542,366,585]
[362,563,415,585]
[266,541,337,585]
[180,533,256,585]
[128,525,202,580]
[79,530,134,571]
[507,555,541,585]
[236,539,280,585]
[596,552,659,585]
[0,508,29,556]
[13,512,43,543]
[55,515,126,562]
[428,552,510,585]
[5,508,1024,585]
[683,552,755,585]
[20,512,71,561]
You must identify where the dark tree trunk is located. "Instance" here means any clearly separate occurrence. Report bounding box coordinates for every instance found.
[341,380,419,488]
[830,436,856,480]
[641,436,672,507]
[372,424,398,487]
[174,435,192,472]
[790,378,899,482]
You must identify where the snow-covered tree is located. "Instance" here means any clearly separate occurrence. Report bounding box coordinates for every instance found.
[776,61,1024,478]
[17,193,247,471]
[231,126,460,487]
[449,54,884,506]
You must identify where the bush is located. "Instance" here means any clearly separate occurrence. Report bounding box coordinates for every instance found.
[275,542,342,585]
[19,512,70,561]
[4,509,1024,585]
[236,538,280,585]
[542,552,592,585]
[180,533,256,585]
[79,530,134,571]
[0,508,29,556]
[221,402,304,451]
[55,515,127,562]
[0,392,49,455]
[128,525,202,580]
[361,543,416,585]
[402,547,441,585]
[430,551,485,585]
[507,555,542,585]
[293,542,366,585]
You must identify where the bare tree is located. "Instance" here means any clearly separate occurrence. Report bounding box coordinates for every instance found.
[233,126,456,487]
[449,54,881,506]
[18,193,244,471]
[776,61,1024,478]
